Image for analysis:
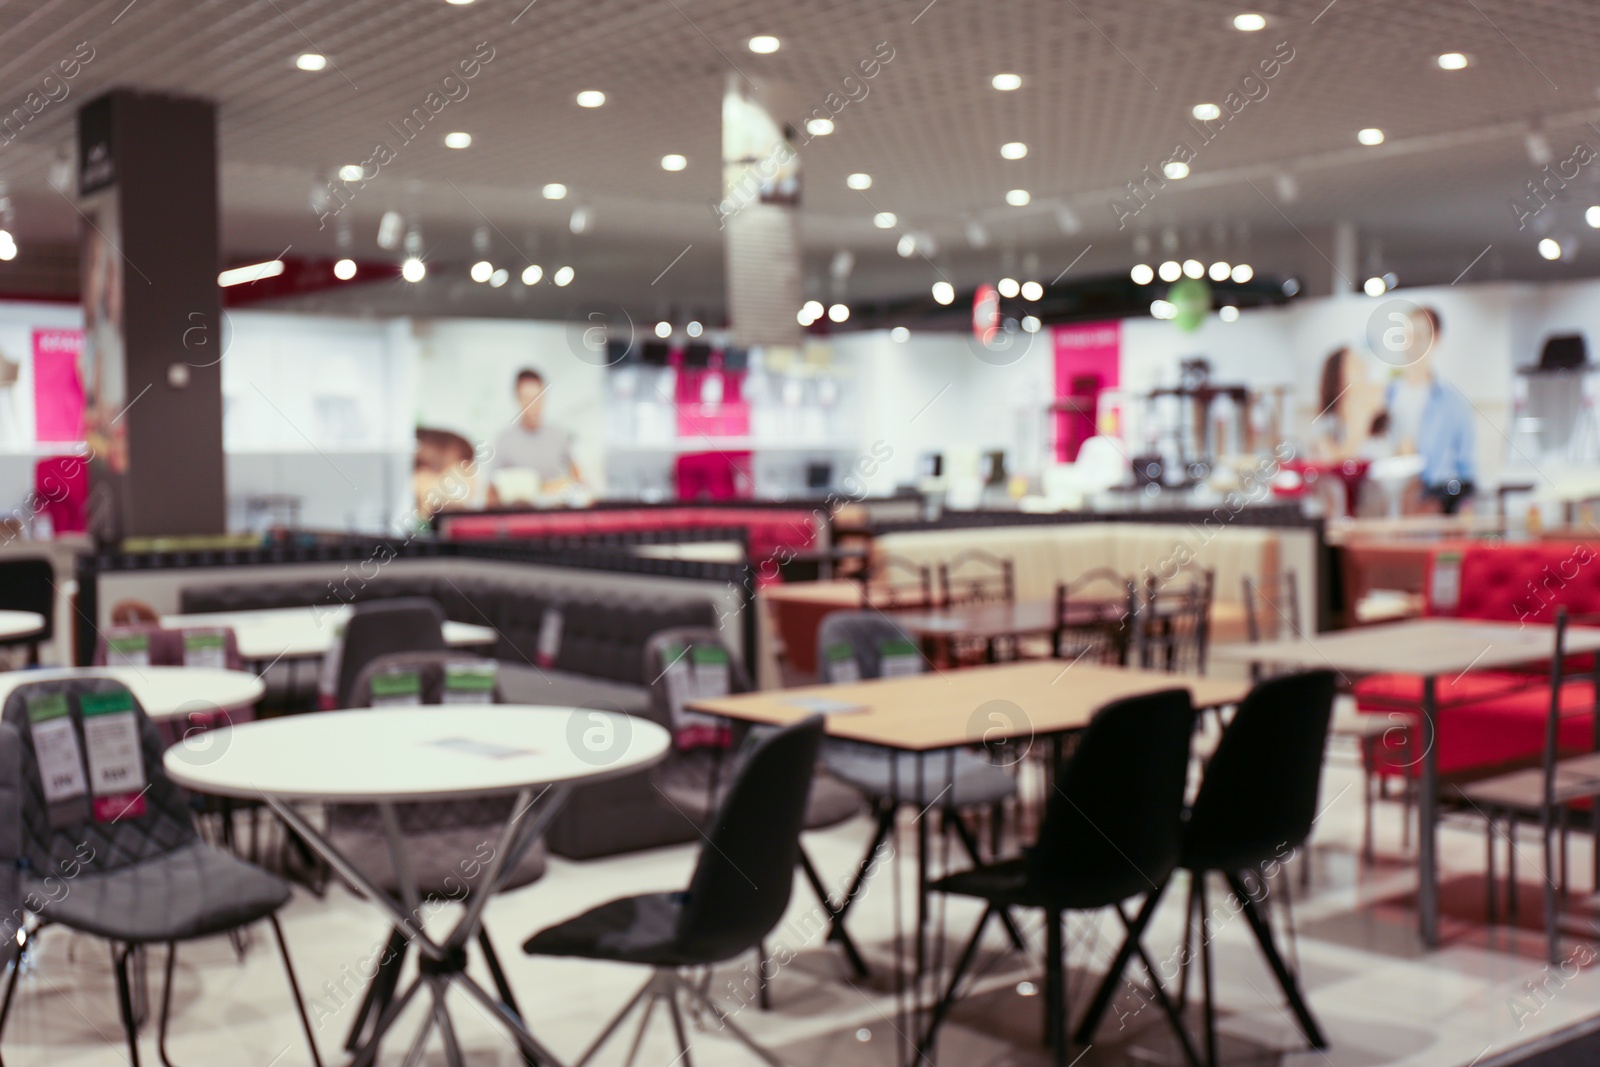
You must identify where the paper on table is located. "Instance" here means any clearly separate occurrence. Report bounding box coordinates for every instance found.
[782,695,869,715]
[427,736,536,760]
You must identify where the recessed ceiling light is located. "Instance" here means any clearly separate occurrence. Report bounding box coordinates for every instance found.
[471,260,493,283]
[217,259,284,286]
[1231,263,1254,283]
[1158,261,1182,282]
[295,53,327,71]
[806,118,834,136]
[1162,161,1190,179]
[1232,13,1266,31]
[828,303,850,323]
[489,268,509,288]
[1021,280,1044,301]
[932,281,955,305]
[1436,52,1470,70]
[333,258,357,280]
[576,90,606,108]
[337,164,364,182]
[847,172,873,190]
[655,321,672,338]
[1021,315,1042,333]
[1539,238,1563,261]
[1131,264,1155,285]
[1151,299,1177,320]
[1364,276,1387,296]
[1192,103,1222,121]
[891,326,910,342]
[1006,189,1031,206]
[1182,259,1205,279]
[797,307,816,326]
[896,234,917,258]
[444,131,472,149]
[661,154,687,171]
[1208,261,1231,281]
[543,183,568,200]
[998,277,1020,298]
[1001,141,1028,160]
[1587,205,1600,228]
[401,257,426,283]
[1358,127,1385,146]
[1219,305,1240,322]
[873,212,897,228]
[553,265,575,286]
[521,264,543,285]
[748,35,780,54]
[801,300,824,322]
[446,0,474,5]
[992,73,1022,91]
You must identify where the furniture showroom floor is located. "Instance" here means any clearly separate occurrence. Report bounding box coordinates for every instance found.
[7,742,1600,1067]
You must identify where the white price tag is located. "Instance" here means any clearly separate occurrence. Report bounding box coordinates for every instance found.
[443,662,497,704]
[824,642,861,684]
[79,689,147,822]
[536,608,564,669]
[691,645,732,700]
[370,669,423,707]
[879,639,922,679]
[660,641,692,729]
[182,629,229,669]
[27,693,88,807]
[106,632,151,668]
[1431,551,1463,612]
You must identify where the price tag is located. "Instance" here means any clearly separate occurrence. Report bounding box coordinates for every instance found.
[536,608,564,669]
[1431,551,1463,612]
[879,638,923,679]
[317,622,347,706]
[106,632,151,668]
[26,692,90,828]
[691,644,732,699]
[79,689,147,822]
[659,640,692,729]
[443,662,497,704]
[182,630,228,669]
[824,642,861,684]
[370,668,423,707]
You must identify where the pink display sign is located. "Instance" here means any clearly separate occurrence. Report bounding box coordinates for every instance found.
[32,328,85,443]
[1052,321,1121,462]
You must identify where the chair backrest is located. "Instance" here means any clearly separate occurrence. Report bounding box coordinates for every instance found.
[641,627,753,743]
[674,716,825,963]
[815,611,924,682]
[861,554,935,611]
[334,597,446,708]
[1242,570,1302,645]
[1053,567,1138,666]
[0,557,53,640]
[1183,670,1337,871]
[1,677,197,881]
[1137,569,1215,675]
[938,550,1015,606]
[1027,688,1197,905]
[347,651,503,708]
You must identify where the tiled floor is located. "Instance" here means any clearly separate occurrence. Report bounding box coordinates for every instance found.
[7,741,1600,1067]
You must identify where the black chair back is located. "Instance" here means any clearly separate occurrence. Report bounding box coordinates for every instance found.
[0,557,53,646]
[816,611,922,681]
[938,550,1015,606]
[674,716,825,962]
[1053,567,1138,666]
[1,678,196,881]
[1027,688,1196,906]
[335,597,446,708]
[1183,670,1337,873]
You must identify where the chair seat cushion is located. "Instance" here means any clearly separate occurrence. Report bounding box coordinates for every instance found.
[824,745,1017,808]
[523,891,694,966]
[32,842,288,944]
[931,855,1145,911]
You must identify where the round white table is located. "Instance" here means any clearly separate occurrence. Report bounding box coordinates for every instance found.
[0,610,45,640]
[164,705,671,1067]
[0,665,265,721]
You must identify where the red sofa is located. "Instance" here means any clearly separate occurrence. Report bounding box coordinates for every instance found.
[1358,540,1600,778]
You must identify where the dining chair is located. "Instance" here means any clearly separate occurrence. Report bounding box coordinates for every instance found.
[919,688,1201,1067]
[329,650,544,1064]
[1079,670,1337,1065]
[859,553,935,611]
[1051,567,1138,666]
[321,596,446,709]
[1137,569,1215,675]
[1455,607,1600,964]
[0,557,52,666]
[815,612,1025,971]
[522,716,826,1067]
[0,677,322,1067]
[936,550,1018,661]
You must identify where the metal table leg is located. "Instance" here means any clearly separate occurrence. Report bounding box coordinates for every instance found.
[1418,674,1440,947]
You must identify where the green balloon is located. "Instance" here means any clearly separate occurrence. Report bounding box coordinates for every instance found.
[1169,277,1212,332]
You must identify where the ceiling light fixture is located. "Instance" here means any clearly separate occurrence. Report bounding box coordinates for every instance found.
[337,164,364,182]
[802,300,824,322]
[1021,280,1044,301]
[401,257,426,283]
[1006,188,1031,206]
[333,258,357,280]
[295,53,327,71]
[575,90,606,108]
[1000,141,1028,159]
[1131,263,1155,285]
[552,266,574,286]
[1162,161,1190,179]
[1363,276,1386,296]
[932,281,955,305]
[218,259,286,287]
[748,35,780,54]
[896,234,917,257]
[1182,258,1205,279]
[661,154,687,171]
[1232,13,1267,31]
[1208,261,1231,281]
[489,268,509,288]
[806,118,834,136]
[471,260,493,283]
[891,326,910,343]
[542,183,568,200]
[1021,315,1042,333]
[828,303,850,323]
[1192,103,1222,121]
[1539,238,1563,261]
[1219,305,1240,322]
[686,321,703,337]
[1436,52,1470,70]
[847,172,873,190]
[1587,205,1600,228]
[1357,127,1385,146]
[992,73,1022,91]
[1151,299,1177,320]
[1230,263,1254,283]
[521,264,542,285]
[873,211,897,228]
[444,131,472,148]
[1158,260,1182,282]
[655,321,672,338]
[998,277,1020,298]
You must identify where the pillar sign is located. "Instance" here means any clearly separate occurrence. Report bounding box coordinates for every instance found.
[720,75,803,348]
[77,89,225,541]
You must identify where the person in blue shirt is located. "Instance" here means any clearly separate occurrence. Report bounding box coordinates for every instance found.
[1385,306,1476,514]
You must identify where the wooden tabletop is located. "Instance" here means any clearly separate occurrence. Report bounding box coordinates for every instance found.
[686,661,1250,752]
[1212,618,1600,677]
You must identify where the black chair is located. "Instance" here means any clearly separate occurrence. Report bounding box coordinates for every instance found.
[1052,567,1139,665]
[1080,670,1337,1064]
[0,677,322,1067]
[815,612,1025,972]
[329,651,546,1061]
[326,596,447,709]
[0,557,52,664]
[920,689,1201,1067]
[523,716,826,1066]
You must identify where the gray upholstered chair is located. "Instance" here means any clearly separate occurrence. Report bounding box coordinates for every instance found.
[326,650,546,1057]
[322,596,446,709]
[0,677,321,1067]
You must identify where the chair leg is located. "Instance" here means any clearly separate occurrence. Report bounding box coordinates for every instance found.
[1486,815,1498,926]
[797,844,870,979]
[1361,739,1376,866]
[1197,877,1217,1067]
[158,943,177,1067]
[0,926,28,1040]
[575,973,656,1067]
[477,928,538,1067]
[948,814,1027,951]
[1075,878,1171,1044]
[1545,809,1562,966]
[267,916,326,1067]
[113,944,143,1067]
[1177,871,1198,1012]
[918,905,995,1057]
[1224,872,1326,1050]
[1509,820,1521,923]
[1044,909,1067,1066]
[665,981,695,1067]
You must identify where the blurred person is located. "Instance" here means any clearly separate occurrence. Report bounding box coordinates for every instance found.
[1386,306,1475,514]
[413,428,483,518]
[488,368,581,506]
[1312,346,1383,460]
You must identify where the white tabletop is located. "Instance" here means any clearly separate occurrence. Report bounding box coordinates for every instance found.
[0,610,45,640]
[1212,618,1600,677]
[160,605,497,662]
[163,705,671,802]
[0,666,265,721]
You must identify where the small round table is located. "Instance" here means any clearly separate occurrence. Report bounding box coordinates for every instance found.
[164,705,671,1067]
[0,665,264,721]
[0,610,45,641]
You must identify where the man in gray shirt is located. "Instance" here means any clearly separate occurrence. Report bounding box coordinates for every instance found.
[488,368,581,504]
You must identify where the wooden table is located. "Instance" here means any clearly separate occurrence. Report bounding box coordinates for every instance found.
[761,580,866,674]
[1213,618,1600,947]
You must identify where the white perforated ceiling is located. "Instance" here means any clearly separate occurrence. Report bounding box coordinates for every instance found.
[1,0,1599,319]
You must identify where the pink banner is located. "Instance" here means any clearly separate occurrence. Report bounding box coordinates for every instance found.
[1052,321,1121,462]
[32,328,85,443]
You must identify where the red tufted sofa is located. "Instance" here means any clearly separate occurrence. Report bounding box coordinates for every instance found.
[1358,539,1600,779]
